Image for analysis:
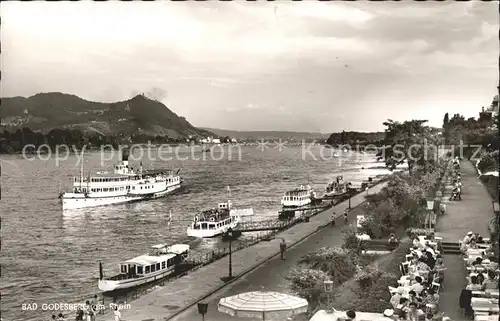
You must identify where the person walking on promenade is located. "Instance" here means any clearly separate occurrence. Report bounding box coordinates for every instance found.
[113,305,122,321]
[280,238,287,260]
[344,209,348,224]
[84,301,92,321]
[331,212,336,227]
[75,307,84,321]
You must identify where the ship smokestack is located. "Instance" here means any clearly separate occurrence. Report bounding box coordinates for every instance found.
[122,148,129,162]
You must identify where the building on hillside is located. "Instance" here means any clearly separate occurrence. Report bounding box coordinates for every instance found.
[212,138,221,144]
[231,138,238,143]
[478,106,493,125]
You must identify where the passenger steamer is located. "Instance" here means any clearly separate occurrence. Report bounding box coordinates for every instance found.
[187,194,254,238]
[324,175,350,197]
[98,243,189,292]
[60,151,182,210]
[281,185,317,208]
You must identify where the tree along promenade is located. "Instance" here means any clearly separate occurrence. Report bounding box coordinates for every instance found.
[435,160,494,320]
[106,179,389,321]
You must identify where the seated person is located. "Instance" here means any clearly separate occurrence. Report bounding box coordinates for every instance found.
[408,290,422,306]
[423,288,440,306]
[403,302,424,321]
[466,275,483,291]
[345,310,356,321]
[424,242,436,257]
[482,270,499,290]
[388,233,399,246]
[416,257,431,273]
[467,239,478,250]
[472,257,485,268]
[476,272,485,284]
[424,251,436,270]
[411,276,425,294]
[413,237,424,250]
[391,287,405,308]
[394,298,409,317]
[461,232,473,251]
[433,258,446,276]
[425,309,443,321]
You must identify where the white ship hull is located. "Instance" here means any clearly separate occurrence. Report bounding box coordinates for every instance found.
[187,220,239,238]
[62,183,181,210]
[281,199,311,208]
[324,190,347,197]
[98,267,176,292]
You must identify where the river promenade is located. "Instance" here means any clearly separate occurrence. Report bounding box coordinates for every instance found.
[435,160,495,320]
[113,180,388,321]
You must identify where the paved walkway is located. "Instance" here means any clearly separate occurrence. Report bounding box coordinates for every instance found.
[113,180,389,321]
[434,160,495,320]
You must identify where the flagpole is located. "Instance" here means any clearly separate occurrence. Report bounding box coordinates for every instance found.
[80,151,84,189]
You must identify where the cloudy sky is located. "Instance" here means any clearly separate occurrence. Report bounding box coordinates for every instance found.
[2,1,498,132]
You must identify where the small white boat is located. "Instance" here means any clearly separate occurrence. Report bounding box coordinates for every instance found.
[324,175,350,196]
[281,185,317,208]
[333,152,340,158]
[98,243,189,292]
[186,201,253,238]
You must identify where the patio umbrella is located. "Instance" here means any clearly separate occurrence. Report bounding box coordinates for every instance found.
[218,290,308,321]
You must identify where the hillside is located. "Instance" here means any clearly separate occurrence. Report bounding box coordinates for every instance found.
[201,127,330,141]
[1,92,212,138]
[326,131,386,145]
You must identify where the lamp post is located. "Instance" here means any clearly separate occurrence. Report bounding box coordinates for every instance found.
[426,200,435,231]
[347,188,352,209]
[227,228,233,279]
[491,202,499,238]
[324,280,333,313]
[197,302,208,321]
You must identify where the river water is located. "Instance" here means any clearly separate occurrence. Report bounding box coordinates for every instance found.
[0,145,395,320]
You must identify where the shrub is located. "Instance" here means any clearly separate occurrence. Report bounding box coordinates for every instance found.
[327,242,409,313]
[341,226,361,252]
[286,268,329,312]
[354,265,383,289]
[477,151,499,173]
[405,228,431,238]
[479,175,499,201]
[298,247,358,285]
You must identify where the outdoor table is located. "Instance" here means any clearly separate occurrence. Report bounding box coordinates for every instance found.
[309,310,386,321]
[471,297,499,313]
[475,315,498,321]
[472,290,500,298]
[466,266,499,272]
[464,256,483,265]
[466,249,485,256]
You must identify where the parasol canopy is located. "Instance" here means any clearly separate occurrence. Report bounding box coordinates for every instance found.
[218,290,308,320]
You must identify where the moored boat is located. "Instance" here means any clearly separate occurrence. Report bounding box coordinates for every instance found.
[98,243,189,292]
[324,175,350,197]
[186,201,254,238]
[281,185,317,208]
[60,149,182,210]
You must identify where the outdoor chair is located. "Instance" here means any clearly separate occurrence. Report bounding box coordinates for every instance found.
[431,282,441,293]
